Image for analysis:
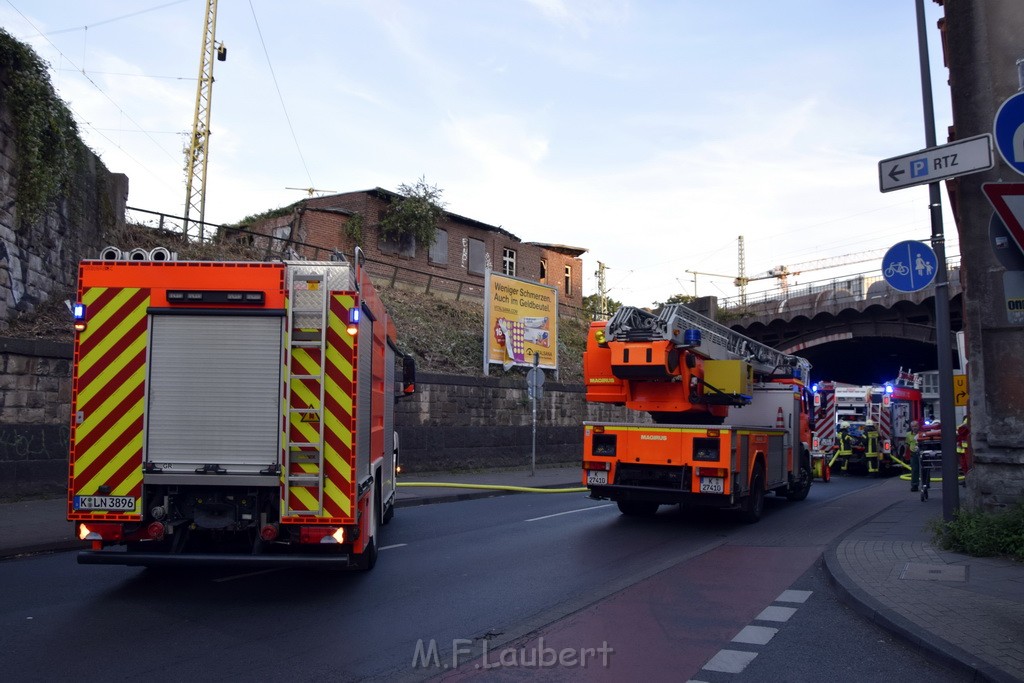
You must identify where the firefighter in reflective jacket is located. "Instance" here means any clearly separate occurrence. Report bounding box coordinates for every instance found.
[830,421,854,472]
[907,420,921,492]
[956,415,971,475]
[861,422,881,474]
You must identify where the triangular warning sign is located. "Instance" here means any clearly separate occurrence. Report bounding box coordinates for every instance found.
[982,182,1024,256]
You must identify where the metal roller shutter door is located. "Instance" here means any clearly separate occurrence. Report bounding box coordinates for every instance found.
[146,315,282,473]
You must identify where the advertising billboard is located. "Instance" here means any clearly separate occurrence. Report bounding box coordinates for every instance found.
[483,270,558,373]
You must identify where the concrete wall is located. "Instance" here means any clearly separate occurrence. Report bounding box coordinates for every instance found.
[0,339,643,500]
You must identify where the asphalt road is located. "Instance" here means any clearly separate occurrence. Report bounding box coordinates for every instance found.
[0,476,960,682]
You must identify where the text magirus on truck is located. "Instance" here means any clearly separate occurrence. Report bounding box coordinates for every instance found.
[581,305,814,523]
[67,247,415,570]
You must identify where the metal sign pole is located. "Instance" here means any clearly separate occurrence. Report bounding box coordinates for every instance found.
[531,354,538,476]
[915,0,959,519]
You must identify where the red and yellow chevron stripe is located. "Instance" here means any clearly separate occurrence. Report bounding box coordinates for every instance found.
[281,293,357,523]
[68,287,149,520]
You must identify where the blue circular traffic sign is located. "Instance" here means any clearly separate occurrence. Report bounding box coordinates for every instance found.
[993,91,1024,176]
[882,240,937,292]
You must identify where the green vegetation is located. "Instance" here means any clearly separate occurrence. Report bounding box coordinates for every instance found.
[377,286,586,383]
[582,293,621,319]
[343,212,364,246]
[379,177,446,247]
[930,501,1024,562]
[233,203,298,227]
[0,29,86,222]
[652,293,695,309]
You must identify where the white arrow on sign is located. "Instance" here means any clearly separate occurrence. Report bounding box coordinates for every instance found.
[878,134,993,193]
[982,183,1024,256]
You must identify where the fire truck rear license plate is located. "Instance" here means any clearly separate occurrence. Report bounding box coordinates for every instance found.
[699,477,724,494]
[73,495,136,512]
[586,470,608,486]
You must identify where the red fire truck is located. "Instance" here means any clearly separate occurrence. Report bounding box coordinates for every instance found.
[811,370,922,477]
[67,248,414,570]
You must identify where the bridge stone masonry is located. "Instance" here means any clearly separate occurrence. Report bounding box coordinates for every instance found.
[719,266,964,385]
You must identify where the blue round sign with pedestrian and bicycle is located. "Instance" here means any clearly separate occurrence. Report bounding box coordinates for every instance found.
[882,240,937,292]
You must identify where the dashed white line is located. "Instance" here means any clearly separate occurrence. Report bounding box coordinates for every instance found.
[698,590,814,676]
[755,605,798,622]
[703,649,758,674]
[379,543,407,551]
[776,589,812,603]
[526,504,613,522]
[732,625,778,645]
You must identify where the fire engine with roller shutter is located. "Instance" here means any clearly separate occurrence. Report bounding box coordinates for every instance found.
[67,247,414,570]
[811,371,922,476]
[581,305,814,522]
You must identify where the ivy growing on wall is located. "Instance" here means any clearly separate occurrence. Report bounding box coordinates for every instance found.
[344,212,364,245]
[0,29,85,223]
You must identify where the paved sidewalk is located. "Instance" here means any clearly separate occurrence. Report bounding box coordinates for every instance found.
[823,479,1024,682]
[1,467,1021,681]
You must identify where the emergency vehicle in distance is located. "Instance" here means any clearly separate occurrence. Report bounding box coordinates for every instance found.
[811,371,922,477]
[67,247,414,570]
[581,304,814,523]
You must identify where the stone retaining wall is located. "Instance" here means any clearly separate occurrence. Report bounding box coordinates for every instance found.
[0,337,642,499]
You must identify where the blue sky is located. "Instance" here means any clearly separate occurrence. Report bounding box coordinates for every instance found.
[3,0,955,306]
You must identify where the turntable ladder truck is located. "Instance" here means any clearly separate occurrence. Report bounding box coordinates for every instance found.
[581,304,814,522]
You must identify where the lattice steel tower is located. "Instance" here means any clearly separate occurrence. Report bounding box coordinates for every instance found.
[183,0,225,239]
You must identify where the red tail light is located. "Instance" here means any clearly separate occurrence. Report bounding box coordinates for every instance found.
[260,524,279,542]
[147,522,165,540]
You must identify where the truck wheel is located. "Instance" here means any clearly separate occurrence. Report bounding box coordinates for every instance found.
[355,535,378,571]
[787,454,812,502]
[740,464,765,523]
[617,500,659,516]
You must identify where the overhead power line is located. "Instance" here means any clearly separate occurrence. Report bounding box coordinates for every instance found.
[247,0,315,191]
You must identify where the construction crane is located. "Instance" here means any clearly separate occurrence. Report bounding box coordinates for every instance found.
[183,0,226,240]
[741,248,890,294]
[687,241,891,300]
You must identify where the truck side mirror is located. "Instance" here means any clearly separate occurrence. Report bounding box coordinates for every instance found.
[401,355,416,396]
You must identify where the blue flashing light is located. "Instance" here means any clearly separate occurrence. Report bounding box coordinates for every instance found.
[348,308,360,325]
[73,303,86,321]
[885,384,894,394]
[683,329,701,347]
[811,383,819,393]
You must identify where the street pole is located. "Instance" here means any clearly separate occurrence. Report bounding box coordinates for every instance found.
[531,354,538,476]
[915,0,959,520]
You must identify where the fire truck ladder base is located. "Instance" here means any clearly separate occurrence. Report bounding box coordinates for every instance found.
[284,268,328,516]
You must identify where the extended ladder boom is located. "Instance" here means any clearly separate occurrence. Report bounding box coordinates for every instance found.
[605,304,810,379]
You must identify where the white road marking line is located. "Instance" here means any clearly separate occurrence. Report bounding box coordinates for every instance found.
[776,589,813,603]
[379,543,407,551]
[214,568,282,582]
[526,504,613,522]
[732,624,779,645]
[755,605,798,622]
[703,649,758,674]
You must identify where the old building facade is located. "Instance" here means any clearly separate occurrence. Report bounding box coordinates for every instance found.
[239,188,586,314]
